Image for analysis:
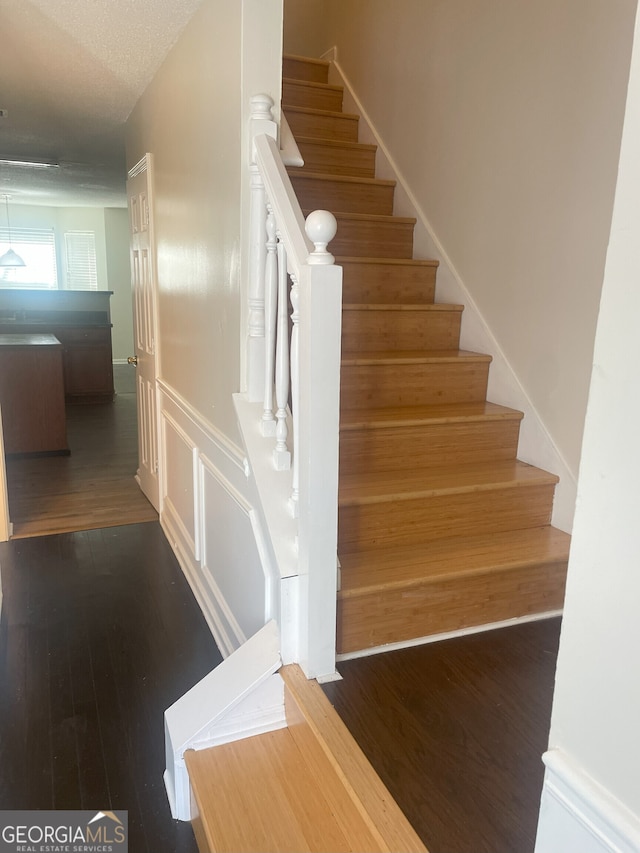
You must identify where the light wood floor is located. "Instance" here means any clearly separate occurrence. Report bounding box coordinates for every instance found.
[5,365,158,538]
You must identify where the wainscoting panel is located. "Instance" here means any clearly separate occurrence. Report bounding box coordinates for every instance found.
[158,381,280,660]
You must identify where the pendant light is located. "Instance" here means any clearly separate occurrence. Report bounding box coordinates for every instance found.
[0,195,25,267]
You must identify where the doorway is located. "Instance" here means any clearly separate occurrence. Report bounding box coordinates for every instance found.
[4,364,157,538]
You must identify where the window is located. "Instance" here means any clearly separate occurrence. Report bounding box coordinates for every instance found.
[64,231,98,290]
[0,227,58,289]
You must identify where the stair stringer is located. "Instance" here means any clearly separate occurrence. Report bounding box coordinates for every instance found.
[164,619,285,821]
[323,47,577,534]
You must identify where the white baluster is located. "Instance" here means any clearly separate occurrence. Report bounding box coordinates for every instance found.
[247,164,267,402]
[305,210,338,265]
[273,239,291,470]
[247,94,276,403]
[289,273,300,515]
[262,205,277,436]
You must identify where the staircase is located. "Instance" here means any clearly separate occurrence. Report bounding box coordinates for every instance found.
[282,54,570,656]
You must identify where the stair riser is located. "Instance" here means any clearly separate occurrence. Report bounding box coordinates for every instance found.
[339,419,522,475]
[283,56,329,84]
[341,361,489,408]
[341,262,437,303]
[296,140,376,178]
[283,80,343,112]
[342,309,462,353]
[285,109,359,143]
[290,175,395,217]
[328,218,414,259]
[336,559,567,653]
[338,483,556,552]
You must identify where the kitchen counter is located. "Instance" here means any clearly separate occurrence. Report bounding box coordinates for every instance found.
[0,333,69,455]
[0,290,115,402]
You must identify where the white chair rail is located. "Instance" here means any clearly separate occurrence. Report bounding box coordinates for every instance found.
[246,94,342,678]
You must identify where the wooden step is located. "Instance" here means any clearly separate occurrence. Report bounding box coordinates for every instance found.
[306,211,415,259]
[342,303,463,353]
[340,401,524,475]
[284,105,360,143]
[338,461,559,552]
[295,137,377,178]
[340,349,491,408]
[336,527,569,653]
[283,77,344,112]
[283,53,329,84]
[186,664,427,852]
[290,171,396,216]
[338,257,439,303]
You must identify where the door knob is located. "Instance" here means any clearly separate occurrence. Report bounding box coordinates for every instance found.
[127,356,138,366]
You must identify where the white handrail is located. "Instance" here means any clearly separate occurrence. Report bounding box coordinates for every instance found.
[253,132,310,283]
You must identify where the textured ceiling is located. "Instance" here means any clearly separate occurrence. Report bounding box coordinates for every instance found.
[0,0,205,207]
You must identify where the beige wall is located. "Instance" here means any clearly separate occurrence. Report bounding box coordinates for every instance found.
[285,0,636,476]
[126,0,243,440]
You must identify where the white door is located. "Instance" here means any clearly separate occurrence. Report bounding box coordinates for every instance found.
[127,155,160,512]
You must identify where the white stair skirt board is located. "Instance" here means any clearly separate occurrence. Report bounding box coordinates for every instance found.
[164,620,285,821]
[322,47,576,535]
[536,749,640,853]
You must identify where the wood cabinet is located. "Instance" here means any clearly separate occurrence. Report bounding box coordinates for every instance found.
[0,334,68,455]
[58,326,114,402]
[0,324,114,403]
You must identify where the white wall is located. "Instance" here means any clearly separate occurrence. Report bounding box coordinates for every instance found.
[536,4,640,848]
[125,0,285,655]
[126,0,244,441]
[284,0,636,486]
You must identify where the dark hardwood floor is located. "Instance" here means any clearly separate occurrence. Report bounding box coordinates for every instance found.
[322,618,561,853]
[0,522,223,853]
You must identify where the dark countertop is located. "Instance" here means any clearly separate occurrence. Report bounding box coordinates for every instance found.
[0,333,62,347]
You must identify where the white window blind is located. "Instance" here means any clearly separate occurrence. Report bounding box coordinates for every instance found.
[65,231,98,290]
[0,227,58,289]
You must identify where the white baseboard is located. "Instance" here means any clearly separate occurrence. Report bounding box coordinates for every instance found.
[326,49,576,533]
[536,749,640,853]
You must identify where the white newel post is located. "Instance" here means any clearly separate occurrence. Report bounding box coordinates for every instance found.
[247,95,278,402]
[297,211,342,679]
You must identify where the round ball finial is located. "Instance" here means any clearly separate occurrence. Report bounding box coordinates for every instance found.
[305,210,337,265]
[250,94,274,121]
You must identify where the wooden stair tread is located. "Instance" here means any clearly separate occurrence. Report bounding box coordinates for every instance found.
[186,665,427,853]
[338,460,559,505]
[343,303,463,312]
[287,169,396,189]
[338,526,571,595]
[340,401,524,429]
[336,256,439,267]
[341,348,492,366]
[282,76,343,95]
[284,104,360,122]
[305,209,416,225]
[294,136,378,154]
[283,53,330,69]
